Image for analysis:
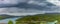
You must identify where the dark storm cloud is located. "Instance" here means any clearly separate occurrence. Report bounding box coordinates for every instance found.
[0,0,59,16]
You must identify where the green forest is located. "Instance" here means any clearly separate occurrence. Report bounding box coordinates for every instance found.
[15,14,60,24]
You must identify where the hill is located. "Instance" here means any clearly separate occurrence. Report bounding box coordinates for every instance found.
[16,13,60,24]
[0,14,20,20]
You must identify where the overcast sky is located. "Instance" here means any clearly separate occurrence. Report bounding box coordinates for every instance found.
[0,0,59,16]
[0,0,60,23]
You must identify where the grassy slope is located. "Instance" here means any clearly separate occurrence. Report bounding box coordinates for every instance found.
[16,14,60,24]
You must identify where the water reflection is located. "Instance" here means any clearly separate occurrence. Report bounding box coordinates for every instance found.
[0,17,21,23]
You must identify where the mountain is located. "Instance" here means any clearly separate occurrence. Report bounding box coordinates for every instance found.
[45,13,60,14]
[0,14,21,20]
[0,12,60,20]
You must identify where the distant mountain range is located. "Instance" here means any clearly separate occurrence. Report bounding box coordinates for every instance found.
[0,13,60,20]
[0,23,7,24]
[0,14,21,20]
[45,13,60,14]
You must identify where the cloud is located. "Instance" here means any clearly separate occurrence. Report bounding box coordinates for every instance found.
[27,0,47,6]
[46,0,60,6]
[0,0,60,16]
[0,0,19,4]
[0,0,29,4]
[0,7,45,16]
[0,7,60,16]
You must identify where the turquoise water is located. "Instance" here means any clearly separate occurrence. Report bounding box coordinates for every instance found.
[47,22,56,24]
[0,17,20,23]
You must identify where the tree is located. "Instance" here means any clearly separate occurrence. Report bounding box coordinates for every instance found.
[8,20,13,24]
[16,14,60,24]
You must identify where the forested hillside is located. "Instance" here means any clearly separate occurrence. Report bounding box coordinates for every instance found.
[16,14,60,24]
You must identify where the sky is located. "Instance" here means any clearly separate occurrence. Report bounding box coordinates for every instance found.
[0,0,60,23]
[0,0,59,16]
[0,0,18,4]
[0,7,45,16]
[47,0,60,6]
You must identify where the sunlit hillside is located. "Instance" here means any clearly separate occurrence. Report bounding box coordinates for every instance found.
[16,13,60,24]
